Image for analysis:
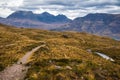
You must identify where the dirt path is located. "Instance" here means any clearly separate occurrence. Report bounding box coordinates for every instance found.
[17,45,45,64]
[0,64,28,80]
[0,45,45,80]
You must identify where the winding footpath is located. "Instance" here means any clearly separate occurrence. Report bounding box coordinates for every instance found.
[17,45,45,64]
[0,45,45,80]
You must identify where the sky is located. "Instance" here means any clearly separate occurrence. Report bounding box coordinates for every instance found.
[0,0,120,19]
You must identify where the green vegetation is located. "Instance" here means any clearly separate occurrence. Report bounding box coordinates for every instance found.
[0,23,120,80]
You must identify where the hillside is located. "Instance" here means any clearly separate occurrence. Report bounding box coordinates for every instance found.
[0,24,120,80]
[52,13,120,40]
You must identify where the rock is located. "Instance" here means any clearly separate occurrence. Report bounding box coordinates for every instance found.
[66,66,72,70]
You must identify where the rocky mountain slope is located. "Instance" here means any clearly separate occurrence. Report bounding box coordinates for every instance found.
[7,11,71,23]
[53,13,120,40]
[0,11,71,29]
[0,23,120,80]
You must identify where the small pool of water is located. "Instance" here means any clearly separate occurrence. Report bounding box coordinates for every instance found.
[95,52,114,61]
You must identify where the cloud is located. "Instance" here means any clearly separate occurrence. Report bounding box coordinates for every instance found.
[0,0,23,17]
[0,0,23,8]
[0,8,13,17]
[0,0,120,19]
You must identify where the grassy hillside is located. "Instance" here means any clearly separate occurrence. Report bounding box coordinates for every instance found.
[0,23,120,80]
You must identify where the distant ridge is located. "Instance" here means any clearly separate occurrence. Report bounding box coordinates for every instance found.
[52,13,120,40]
[0,11,71,29]
[7,11,71,23]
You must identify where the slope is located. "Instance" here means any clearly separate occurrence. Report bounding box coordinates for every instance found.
[0,24,120,80]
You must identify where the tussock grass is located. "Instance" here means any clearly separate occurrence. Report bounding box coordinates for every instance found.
[0,24,120,80]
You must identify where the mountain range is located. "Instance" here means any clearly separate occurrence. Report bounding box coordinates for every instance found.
[0,11,71,29]
[7,11,71,23]
[0,11,120,40]
[52,13,120,40]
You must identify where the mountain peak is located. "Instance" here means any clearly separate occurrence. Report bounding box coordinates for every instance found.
[7,10,35,19]
[56,14,67,18]
[5,10,71,23]
[82,13,115,21]
[37,12,71,23]
[42,12,51,15]
[40,12,54,17]
[85,13,112,17]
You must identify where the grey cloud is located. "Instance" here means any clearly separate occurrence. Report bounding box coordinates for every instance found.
[0,0,120,19]
[13,0,120,18]
[44,0,76,6]
[21,0,120,10]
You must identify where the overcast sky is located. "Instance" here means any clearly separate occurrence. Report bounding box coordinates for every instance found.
[0,0,120,19]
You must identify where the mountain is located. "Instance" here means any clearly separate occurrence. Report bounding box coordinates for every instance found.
[37,12,71,23]
[53,13,120,40]
[0,17,4,19]
[7,11,71,23]
[7,11,37,20]
[0,23,120,80]
[0,11,71,29]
